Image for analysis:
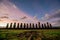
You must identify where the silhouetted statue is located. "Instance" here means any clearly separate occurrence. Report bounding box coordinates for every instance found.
[10,23,12,28]
[42,24,44,28]
[50,24,52,28]
[26,23,28,28]
[20,23,23,28]
[6,23,9,28]
[36,24,37,28]
[17,23,19,29]
[44,23,46,28]
[30,23,32,28]
[24,23,26,28]
[38,22,41,28]
[13,22,16,28]
[47,22,49,28]
[32,23,34,28]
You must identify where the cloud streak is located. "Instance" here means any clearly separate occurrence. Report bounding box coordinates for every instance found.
[41,9,60,26]
[0,16,9,19]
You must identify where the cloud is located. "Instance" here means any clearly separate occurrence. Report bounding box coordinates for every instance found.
[0,0,39,27]
[41,14,50,20]
[41,9,60,26]
[51,20,60,26]
[12,19,18,21]
[20,16,27,19]
[0,0,8,1]
[0,19,3,21]
[49,10,60,19]
[3,14,9,15]
[0,16,9,19]
[41,9,60,20]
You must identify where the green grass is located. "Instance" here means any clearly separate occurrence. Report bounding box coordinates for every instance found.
[0,29,60,40]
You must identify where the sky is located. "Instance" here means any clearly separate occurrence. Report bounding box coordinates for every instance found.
[0,0,60,27]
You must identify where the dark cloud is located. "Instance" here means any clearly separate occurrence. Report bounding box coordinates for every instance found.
[21,16,27,19]
[0,0,10,1]
[49,11,60,19]
[42,10,60,20]
[52,20,60,26]
[0,16,9,19]
[52,19,60,23]
[0,0,2,2]
[41,10,60,26]
[56,20,60,23]
[0,0,7,2]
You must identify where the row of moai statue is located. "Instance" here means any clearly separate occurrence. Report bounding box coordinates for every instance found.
[6,22,52,29]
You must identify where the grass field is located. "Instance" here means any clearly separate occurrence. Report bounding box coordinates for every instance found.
[0,29,60,40]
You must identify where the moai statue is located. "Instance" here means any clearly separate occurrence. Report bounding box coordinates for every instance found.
[26,23,28,28]
[32,23,34,28]
[13,22,16,29]
[10,23,13,28]
[44,23,46,29]
[17,23,19,29]
[36,24,37,29]
[38,22,41,28]
[24,23,26,28]
[50,24,52,28]
[20,23,23,28]
[47,22,49,28]
[30,23,32,29]
[6,23,9,28]
[42,24,44,29]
